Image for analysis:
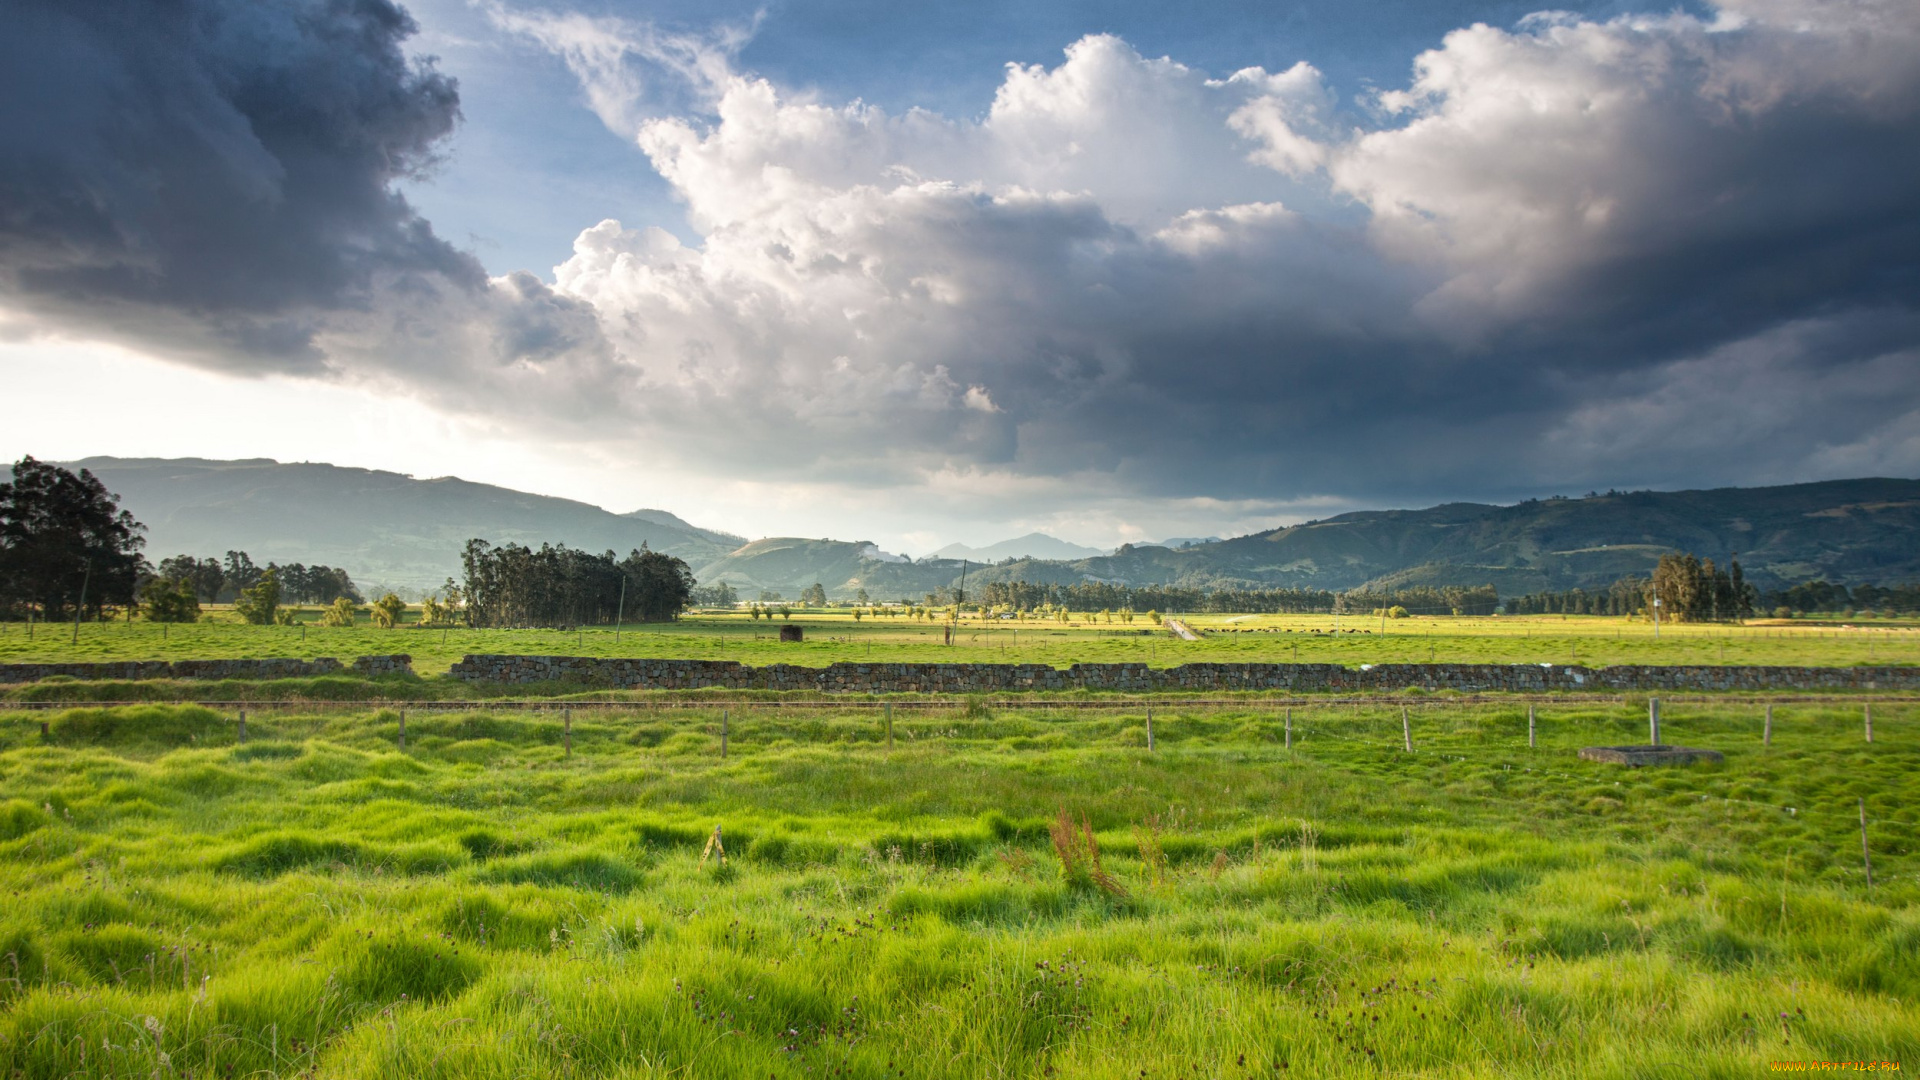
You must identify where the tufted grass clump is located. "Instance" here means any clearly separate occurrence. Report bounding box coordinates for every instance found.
[0,697,1912,1076]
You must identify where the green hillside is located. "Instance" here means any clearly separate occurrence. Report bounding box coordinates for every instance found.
[68,458,740,592]
[720,480,1920,599]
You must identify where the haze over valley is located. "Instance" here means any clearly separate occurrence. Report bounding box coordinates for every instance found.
[73,457,1920,601]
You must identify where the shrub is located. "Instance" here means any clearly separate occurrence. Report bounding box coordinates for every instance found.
[319,597,358,627]
[371,593,406,629]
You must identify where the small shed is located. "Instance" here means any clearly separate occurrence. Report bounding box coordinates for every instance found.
[779,624,803,642]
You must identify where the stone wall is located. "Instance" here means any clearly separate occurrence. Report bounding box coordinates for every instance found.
[0,655,413,682]
[5,653,1909,691]
[446,655,1920,693]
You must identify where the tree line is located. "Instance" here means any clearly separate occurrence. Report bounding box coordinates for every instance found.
[155,551,361,605]
[1506,553,1758,621]
[1504,576,1652,616]
[460,539,693,628]
[974,581,1337,613]
[1761,580,1920,615]
[969,580,1499,616]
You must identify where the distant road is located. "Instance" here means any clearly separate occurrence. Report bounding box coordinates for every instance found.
[1164,618,1200,641]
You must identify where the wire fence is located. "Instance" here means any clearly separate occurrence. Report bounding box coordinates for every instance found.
[5,694,1906,885]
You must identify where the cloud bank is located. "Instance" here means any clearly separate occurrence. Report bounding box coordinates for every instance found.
[4,0,1919,519]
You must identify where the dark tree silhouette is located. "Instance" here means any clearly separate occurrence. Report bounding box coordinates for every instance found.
[461,539,693,628]
[0,457,146,620]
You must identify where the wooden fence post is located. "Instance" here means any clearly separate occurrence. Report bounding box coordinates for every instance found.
[238,708,246,743]
[1146,705,1154,752]
[564,707,572,758]
[1402,706,1413,752]
[1649,698,1661,745]
[1528,703,1535,749]
[1284,708,1292,750]
[1763,704,1772,749]
[885,702,893,752]
[397,707,406,751]
[721,709,728,759]
[1864,703,1872,744]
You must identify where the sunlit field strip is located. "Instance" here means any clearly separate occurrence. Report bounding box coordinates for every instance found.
[3,611,1917,677]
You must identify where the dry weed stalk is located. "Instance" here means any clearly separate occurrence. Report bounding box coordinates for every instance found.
[1051,807,1128,899]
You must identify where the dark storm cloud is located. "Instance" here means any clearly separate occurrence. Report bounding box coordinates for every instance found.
[5,0,1919,517]
[0,0,479,369]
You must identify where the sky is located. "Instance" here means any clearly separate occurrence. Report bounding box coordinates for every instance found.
[2,0,1917,554]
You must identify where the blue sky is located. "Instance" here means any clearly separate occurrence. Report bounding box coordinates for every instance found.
[1,0,1915,553]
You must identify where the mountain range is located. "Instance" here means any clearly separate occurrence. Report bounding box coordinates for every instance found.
[928,533,1107,563]
[68,457,743,592]
[61,458,1920,598]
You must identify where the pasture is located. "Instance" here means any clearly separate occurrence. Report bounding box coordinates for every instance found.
[0,698,1913,1077]
[2,611,1917,679]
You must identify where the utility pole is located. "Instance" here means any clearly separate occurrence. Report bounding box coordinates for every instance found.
[615,575,627,646]
[1652,597,1661,640]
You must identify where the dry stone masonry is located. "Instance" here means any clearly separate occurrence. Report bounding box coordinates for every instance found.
[3,654,1912,691]
[445,656,1920,693]
[0,655,413,682]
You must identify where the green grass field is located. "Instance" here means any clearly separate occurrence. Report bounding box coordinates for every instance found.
[3,611,1918,679]
[0,699,1912,1077]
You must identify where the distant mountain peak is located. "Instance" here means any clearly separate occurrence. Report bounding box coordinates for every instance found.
[930,532,1105,563]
